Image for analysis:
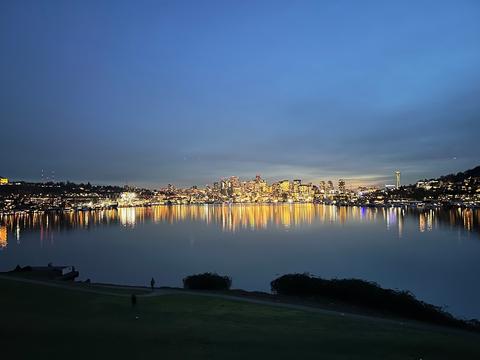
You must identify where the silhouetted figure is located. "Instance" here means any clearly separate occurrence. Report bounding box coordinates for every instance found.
[150,277,155,291]
[131,294,137,308]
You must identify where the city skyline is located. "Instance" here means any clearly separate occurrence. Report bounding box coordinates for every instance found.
[2,165,478,212]
[2,1,479,187]
[1,169,416,191]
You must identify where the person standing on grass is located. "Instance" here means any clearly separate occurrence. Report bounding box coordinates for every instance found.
[131,294,140,320]
[150,277,155,291]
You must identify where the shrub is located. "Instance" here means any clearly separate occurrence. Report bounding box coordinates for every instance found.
[12,265,32,272]
[183,273,232,290]
[271,273,478,331]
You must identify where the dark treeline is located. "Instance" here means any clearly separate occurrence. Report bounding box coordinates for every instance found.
[0,181,125,196]
[271,273,480,331]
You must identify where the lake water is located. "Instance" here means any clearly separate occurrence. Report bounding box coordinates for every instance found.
[1,204,479,318]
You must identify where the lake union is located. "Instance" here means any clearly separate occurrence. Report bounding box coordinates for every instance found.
[1,204,479,318]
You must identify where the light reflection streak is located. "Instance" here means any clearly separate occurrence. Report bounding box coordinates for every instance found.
[0,226,7,249]
[119,207,137,227]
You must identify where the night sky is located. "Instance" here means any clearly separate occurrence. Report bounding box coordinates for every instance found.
[1,1,479,188]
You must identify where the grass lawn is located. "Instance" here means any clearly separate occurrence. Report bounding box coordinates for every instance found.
[1,279,479,359]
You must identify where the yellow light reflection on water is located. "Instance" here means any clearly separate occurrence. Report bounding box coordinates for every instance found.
[0,226,7,249]
[0,205,478,239]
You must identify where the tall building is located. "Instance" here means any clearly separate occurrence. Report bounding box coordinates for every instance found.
[0,176,8,185]
[299,183,313,198]
[293,179,301,194]
[319,181,326,193]
[229,176,240,188]
[395,171,401,189]
[327,180,334,192]
[279,180,290,192]
[338,179,346,193]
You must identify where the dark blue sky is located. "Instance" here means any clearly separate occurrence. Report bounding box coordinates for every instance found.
[1,1,479,188]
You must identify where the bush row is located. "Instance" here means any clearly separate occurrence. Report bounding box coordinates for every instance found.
[183,272,232,290]
[270,273,479,330]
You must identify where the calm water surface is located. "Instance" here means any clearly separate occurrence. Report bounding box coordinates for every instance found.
[1,204,479,318]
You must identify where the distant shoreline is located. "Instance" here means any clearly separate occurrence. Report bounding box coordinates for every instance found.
[1,201,478,216]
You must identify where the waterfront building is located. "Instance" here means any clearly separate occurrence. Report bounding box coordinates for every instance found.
[416,180,440,190]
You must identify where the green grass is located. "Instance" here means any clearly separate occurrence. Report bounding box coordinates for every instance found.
[1,279,480,359]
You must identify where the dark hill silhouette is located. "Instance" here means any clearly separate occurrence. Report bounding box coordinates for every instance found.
[439,165,480,183]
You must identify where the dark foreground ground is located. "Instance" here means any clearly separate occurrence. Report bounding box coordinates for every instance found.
[1,278,480,359]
